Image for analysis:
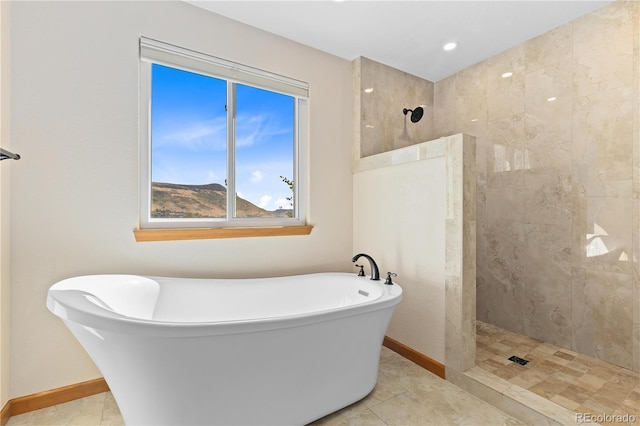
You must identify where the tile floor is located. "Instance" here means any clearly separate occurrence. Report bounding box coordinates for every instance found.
[8,347,524,426]
[475,321,640,424]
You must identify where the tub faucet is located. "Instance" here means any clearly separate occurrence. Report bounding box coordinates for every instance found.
[352,253,380,281]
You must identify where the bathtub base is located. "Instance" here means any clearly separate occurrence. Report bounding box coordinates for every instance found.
[65,308,392,425]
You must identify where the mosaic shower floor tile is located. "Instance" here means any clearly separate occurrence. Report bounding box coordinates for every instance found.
[476,321,640,424]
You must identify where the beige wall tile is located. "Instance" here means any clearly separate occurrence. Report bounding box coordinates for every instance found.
[523,173,572,226]
[487,46,525,121]
[525,25,572,73]
[358,57,434,158]
[573,1,635,98]
[522,224,572,347]
[573,87,634,184]
[573,196,633,275]
[572,268,633,370]
[524,62,572,143]
[487,114,526,190]
[434,74,456,137]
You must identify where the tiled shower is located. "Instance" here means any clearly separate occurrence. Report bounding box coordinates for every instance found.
[359,0,638,374]
[437,0,639,373]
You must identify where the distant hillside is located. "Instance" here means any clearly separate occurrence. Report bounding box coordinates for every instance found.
[151,182,291,218]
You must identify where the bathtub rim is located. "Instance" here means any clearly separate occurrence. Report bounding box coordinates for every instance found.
[47,272,403,337]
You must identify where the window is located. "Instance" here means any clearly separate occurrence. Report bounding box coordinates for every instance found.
[139,37,308,230]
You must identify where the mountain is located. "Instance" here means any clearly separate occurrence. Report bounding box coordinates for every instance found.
[151,182,291,219]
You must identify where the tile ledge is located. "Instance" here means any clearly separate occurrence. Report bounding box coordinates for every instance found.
[353,134,461,173]
[458,368,598,426]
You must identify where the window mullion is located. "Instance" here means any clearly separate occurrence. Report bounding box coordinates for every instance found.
[226,82,236,221]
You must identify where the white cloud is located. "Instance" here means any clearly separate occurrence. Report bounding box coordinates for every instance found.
[275,197,291,209]
[250,170,263,183]
[258,195,272,209]
[235,113,292,148]
[207,171,222,182]
[157,117,227,150]
[236,115,264,147]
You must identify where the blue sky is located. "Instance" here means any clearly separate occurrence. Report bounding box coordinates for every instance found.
[151,64,294,211]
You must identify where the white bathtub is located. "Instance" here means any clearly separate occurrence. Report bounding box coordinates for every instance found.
[46,272,402,425]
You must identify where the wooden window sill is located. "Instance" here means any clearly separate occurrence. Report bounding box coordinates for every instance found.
[133,225,313,242]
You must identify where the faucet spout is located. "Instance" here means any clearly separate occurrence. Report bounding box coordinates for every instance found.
[351,253,380,281]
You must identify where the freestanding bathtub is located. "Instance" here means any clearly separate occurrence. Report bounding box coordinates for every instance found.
[46,272,402,425]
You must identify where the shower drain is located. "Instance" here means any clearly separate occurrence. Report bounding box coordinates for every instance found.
[508,355,530,366]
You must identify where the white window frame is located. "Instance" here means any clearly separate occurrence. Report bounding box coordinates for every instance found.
[139,37,308,229]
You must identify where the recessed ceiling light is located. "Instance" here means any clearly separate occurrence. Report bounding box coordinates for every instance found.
[547,96,557,102]
[364,87,374,93]
[443,42,458,51]
[502,72,513,78]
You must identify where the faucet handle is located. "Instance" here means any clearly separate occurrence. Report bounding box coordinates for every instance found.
[355,264,366,277]
[384,272,397,285]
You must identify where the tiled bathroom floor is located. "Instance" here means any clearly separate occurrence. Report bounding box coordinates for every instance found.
[476,321,640,423]
[7,346,524,426]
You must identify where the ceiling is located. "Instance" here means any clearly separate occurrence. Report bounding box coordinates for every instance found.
[185,0,613,82]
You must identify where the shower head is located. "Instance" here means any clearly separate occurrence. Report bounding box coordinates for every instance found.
[403,106,424,123]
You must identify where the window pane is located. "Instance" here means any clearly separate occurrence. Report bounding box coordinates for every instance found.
[234,84,295,218]
[150,64,227,219]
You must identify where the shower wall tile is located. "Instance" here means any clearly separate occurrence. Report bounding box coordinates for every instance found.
[523,173,572,226]
[444,134,477,373]
[634,322,640,372]
[523,62,572,176]
[522,224,572,347]
[573,87,634,187]
[524,62,572,144]
[486,45,524,122]
[572,0,635,98]
[455,62,488,183]
[525,223,572,277]
[357,57,434,158]
[482,220,525,334]
[430,0,639,371]
[434,74,456,138]
[484,177,525,332]
[453,64,489,347]
[524,25,572,74]
[573,195,633,275]
[483,113,524,332]
[632,0,639,374]
[572,268,633,370]
[455,62,487,136]
[475,174,489,327]
[487,115,526,191]
[524,112,572,174]
[485,189,523,223]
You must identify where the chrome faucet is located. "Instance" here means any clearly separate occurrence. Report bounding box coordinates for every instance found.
[351,253,380,281]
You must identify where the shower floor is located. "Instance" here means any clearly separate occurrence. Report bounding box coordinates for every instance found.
[475,321,639,422]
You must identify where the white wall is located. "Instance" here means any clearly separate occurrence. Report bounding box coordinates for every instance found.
[0,0,10,408]
[9,1,353,398]
[353,145,446,363]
